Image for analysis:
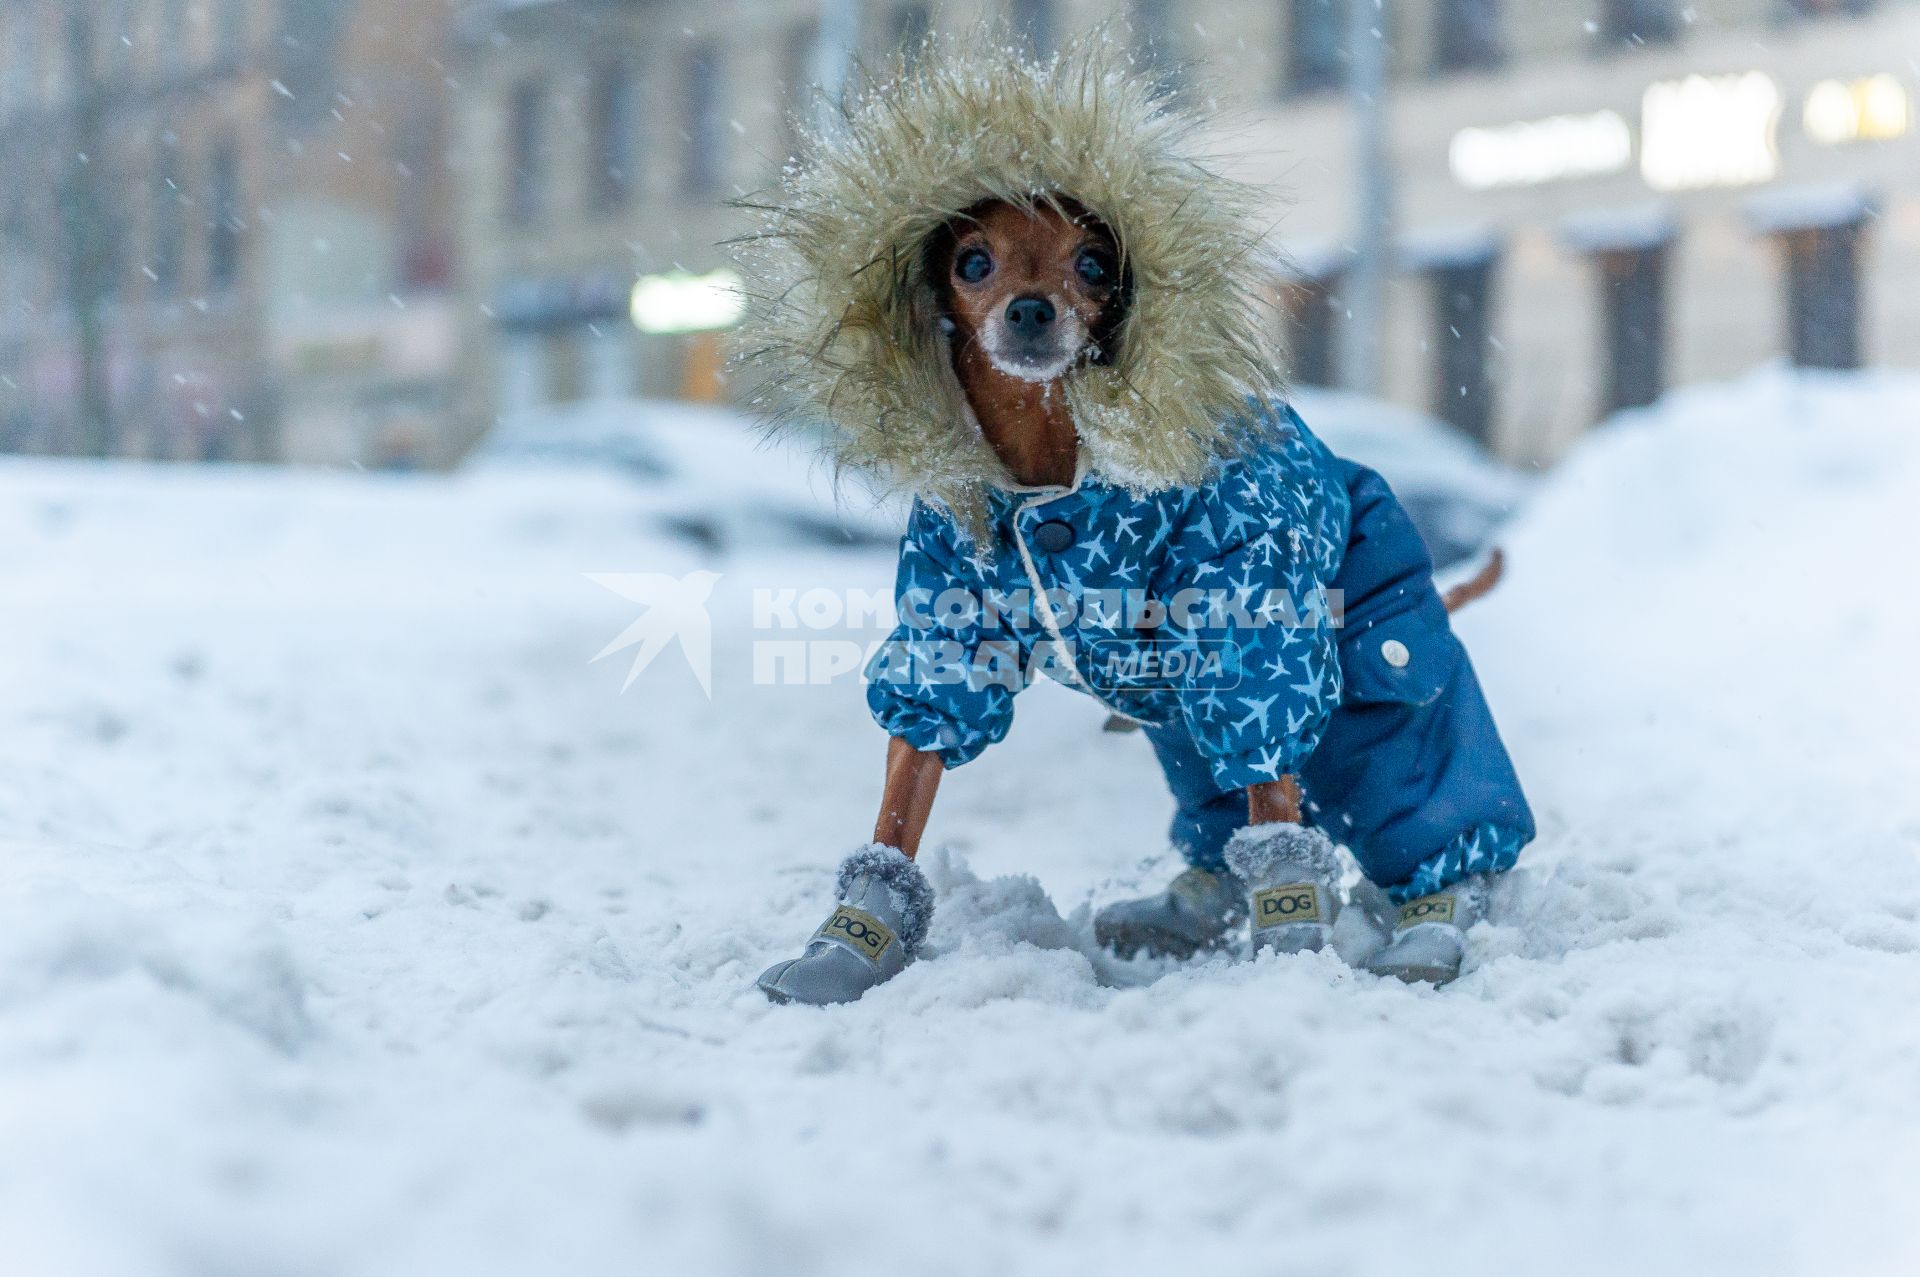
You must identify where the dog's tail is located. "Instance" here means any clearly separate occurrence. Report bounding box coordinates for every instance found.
[1441,548,1505,614]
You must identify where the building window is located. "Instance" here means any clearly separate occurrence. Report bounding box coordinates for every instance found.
[64,9,96,91]
[1287,0,1345,95]
[215,0,246,64]
[683,41,724,198]
[1132,0,1180,87]
[1780,222,1865,370]
[892,4,932,62]
[1009,0,1055,61]
[206,137,241,293]
[396,107,448,289]
[504,79,546,226]
[1282,274,1342,388]
[1596,245,1667,414]
[1601,0,1679,45]
[152,155,185,297]
[782,21,817,159]
[107,0,136,75]
[1429,255,1498,444]
[1434,0,1504,73]
[161,0,187,72]
[588,62,635,212]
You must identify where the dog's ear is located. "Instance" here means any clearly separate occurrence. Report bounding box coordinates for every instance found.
[1053,196,1131,367]
[919,218,959,324]
[1085,220,1133,369]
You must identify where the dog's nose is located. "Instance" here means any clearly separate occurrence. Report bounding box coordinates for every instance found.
[1005,295,1055,336]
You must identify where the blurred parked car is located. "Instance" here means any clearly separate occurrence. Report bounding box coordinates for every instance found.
[1289,386,1528,570]
[473,390,1524,567]
[471,399,906,552]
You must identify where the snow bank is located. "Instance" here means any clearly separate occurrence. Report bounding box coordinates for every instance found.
[1,369,1918,1276]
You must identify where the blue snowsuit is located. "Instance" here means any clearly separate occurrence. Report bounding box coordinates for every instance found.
[865,402,1533,901]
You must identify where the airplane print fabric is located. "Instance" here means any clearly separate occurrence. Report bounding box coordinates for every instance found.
[866,401,1535,900]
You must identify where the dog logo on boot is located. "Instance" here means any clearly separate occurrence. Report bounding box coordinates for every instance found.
[1397,896,1456,927]
[1253,883,1323,925]
[816,906,897,963]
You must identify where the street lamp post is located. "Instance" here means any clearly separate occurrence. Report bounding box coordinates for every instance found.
[59,6,118,458]
[1341,0,1393,397]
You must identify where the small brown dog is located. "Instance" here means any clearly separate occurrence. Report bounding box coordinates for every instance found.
[866,199,1306,860]
[748,41,1530,1006]
[869,197,1501,861]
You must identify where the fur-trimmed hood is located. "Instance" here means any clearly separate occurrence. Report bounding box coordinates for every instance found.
[731,29,1287,529]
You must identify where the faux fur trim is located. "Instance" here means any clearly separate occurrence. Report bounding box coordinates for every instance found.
[1224,823,1340,888]
[836,844,936,953]
[731,24,1288,533]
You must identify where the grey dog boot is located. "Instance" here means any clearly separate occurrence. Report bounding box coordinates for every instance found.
[1094,866,1245,960]
[1225,823,1343,955]
[757,845,935,1006]
[1365,876,1488,986]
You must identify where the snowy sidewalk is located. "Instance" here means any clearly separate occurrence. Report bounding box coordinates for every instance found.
[1,370,1917,1276]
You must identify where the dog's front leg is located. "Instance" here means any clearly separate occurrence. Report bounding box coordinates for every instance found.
[1230,775,1341,954]
[1246,776,1303,826]
[756,735,942,1005]
[873,734,944,856]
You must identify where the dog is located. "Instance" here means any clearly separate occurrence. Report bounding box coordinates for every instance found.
[879,197,1503,836]
[741,37,1533,1006]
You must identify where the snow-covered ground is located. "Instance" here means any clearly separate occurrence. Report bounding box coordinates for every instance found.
[2,368,1918,1277]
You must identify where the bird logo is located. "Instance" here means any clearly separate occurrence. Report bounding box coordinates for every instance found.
[588,571,721,697]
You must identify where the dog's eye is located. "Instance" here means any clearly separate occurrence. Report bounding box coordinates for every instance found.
[954,248,993,284]
[1076,248,1116,288]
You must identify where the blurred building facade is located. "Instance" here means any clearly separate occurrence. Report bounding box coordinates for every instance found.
[1235,0,1920,466]
[4,1,1912,471]
[456,0,1920,470]
[0,0,461,466]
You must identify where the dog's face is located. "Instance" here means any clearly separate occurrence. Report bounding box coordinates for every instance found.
[932,199,1123,384]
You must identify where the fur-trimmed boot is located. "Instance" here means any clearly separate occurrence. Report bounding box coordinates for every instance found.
[757,845,935,1006]
[1225,823,1342,955]
[1365,876,1487,986]
[1093,866,1245,960]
